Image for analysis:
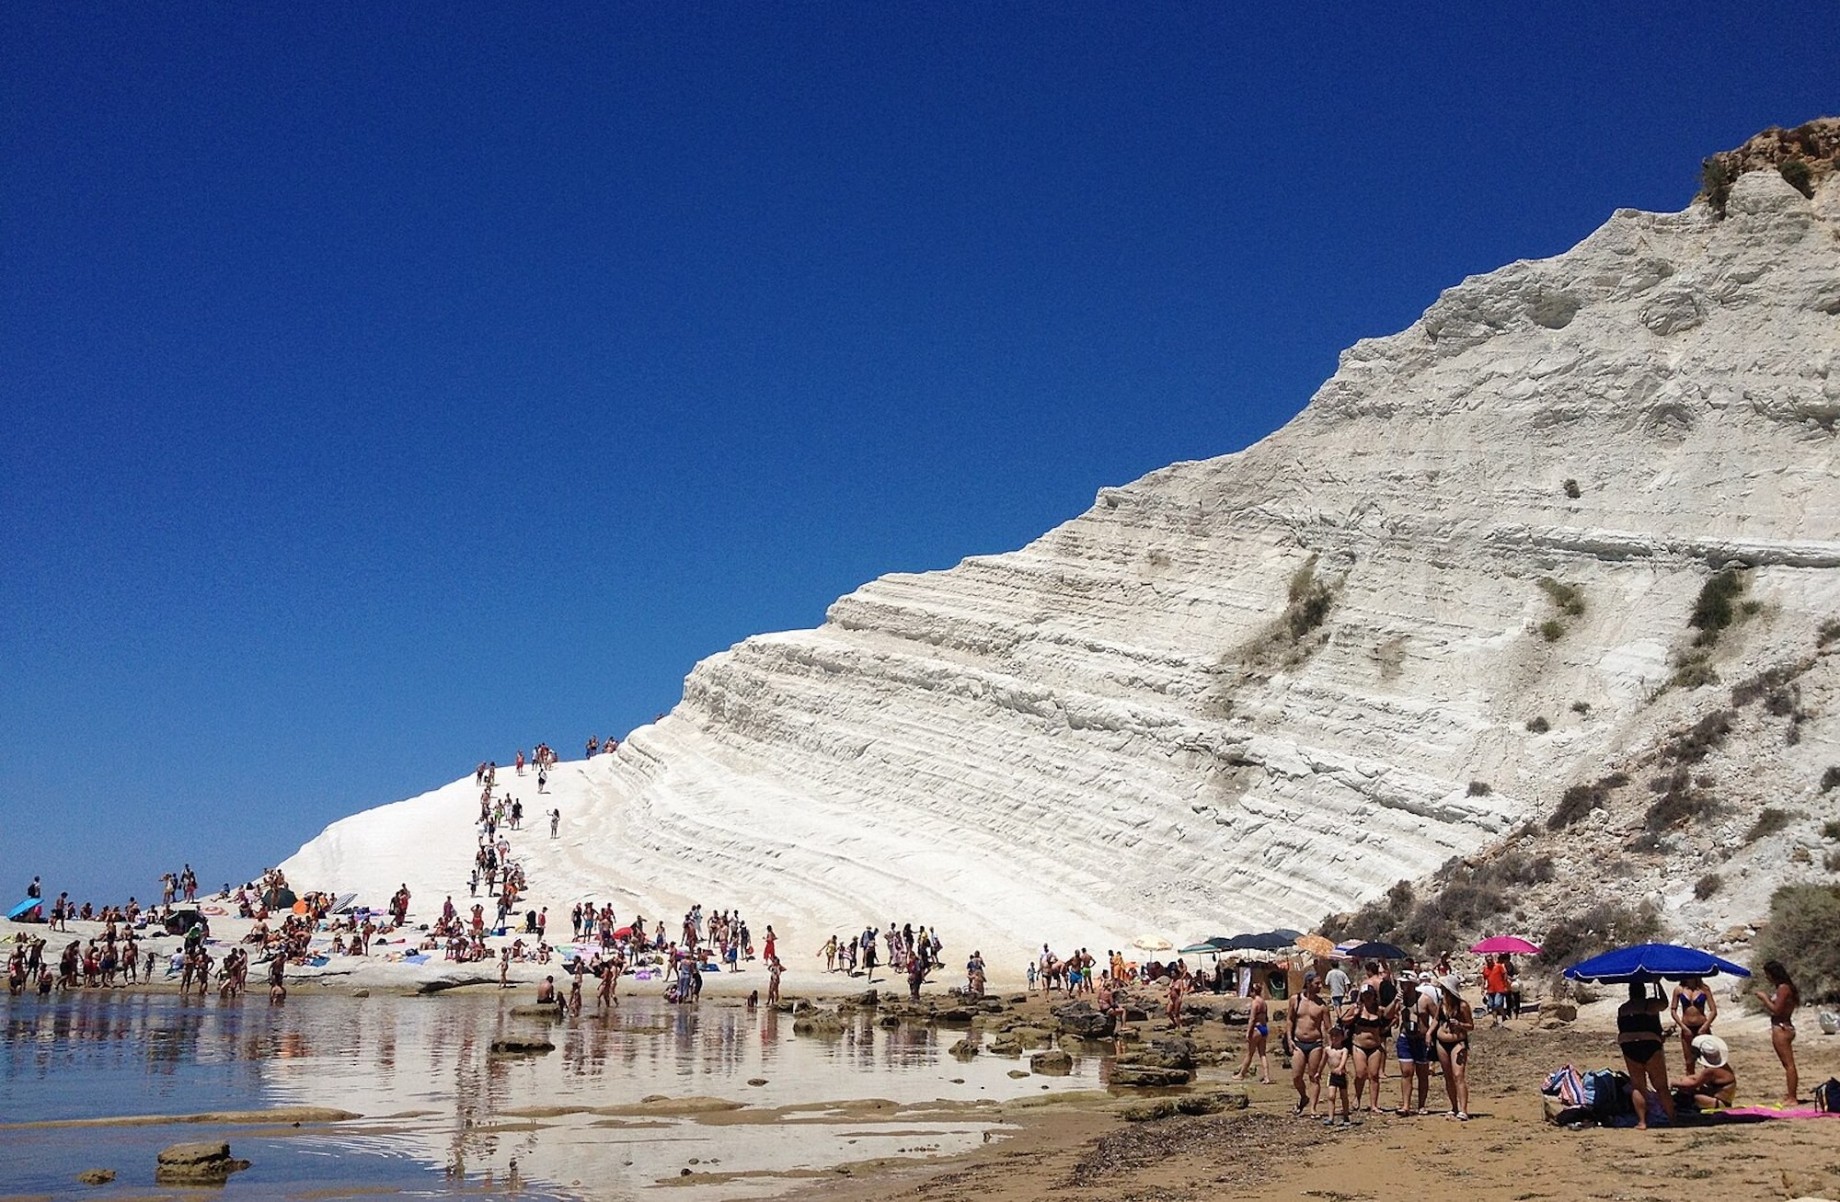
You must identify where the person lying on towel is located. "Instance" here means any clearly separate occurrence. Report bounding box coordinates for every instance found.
[1671,1035,1737,1110]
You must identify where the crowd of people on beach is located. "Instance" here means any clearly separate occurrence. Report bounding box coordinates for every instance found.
[5,732,1823,1130]
[813,922,946,993]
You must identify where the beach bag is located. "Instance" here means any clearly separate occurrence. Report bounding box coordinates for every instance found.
[1584,1069,1630,1122]
[1815,1077,1840,1113]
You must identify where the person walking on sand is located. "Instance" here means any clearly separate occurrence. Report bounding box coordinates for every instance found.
[1165,964,1188,1026]
[1324,959,1351,1012]
[1397,973,1437,1115]
[499,948,511,989]
[1323,1025,1353,1127]
[1434,976,1476,1122]
[1346,985,1389,1114]
[549,808,560,837]
[1482,955,1512,1026]
[1289,972,1329,1117]
[1755,960,1800,1105]
[1235,982,1272,1083]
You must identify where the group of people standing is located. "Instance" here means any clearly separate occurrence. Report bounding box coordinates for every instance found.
[1274,961,1478,1125]
[1617,961,1804,1127]
[814,923,942,986]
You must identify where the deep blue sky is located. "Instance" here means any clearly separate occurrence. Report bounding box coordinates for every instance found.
[4,4,1835,905]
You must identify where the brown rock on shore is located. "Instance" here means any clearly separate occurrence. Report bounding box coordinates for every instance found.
[155,1141,250,1184]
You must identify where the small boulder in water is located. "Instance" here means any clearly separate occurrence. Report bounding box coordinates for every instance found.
[155,1142,250,1184]
[1029,1049,1073,1075]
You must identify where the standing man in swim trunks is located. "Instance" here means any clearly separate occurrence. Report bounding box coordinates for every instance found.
[1397,973,1437,1114]
[1289,971,1329,1117]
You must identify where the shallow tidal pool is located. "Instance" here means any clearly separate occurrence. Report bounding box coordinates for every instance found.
[0,989,1101,1199]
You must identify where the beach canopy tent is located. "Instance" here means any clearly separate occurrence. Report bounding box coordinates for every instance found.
[1341,940,1409,960]
[1471,936,1542,956]
[1562,943,1752,984]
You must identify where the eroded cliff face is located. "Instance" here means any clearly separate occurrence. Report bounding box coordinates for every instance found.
[288,167,1840,969]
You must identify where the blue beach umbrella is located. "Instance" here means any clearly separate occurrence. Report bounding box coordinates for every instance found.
[1562,943,1752,984]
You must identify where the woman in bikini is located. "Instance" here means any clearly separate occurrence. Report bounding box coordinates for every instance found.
[1754,960,1800,1106]
[1345,985,1390,1114]
[1616,980,1676,1129]
[1236,983,1272,1083]
[1669,973,1717,1072]
[1432,976,1474,1121]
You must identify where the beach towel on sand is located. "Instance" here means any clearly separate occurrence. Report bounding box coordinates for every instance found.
[1705,1106,1840,1122]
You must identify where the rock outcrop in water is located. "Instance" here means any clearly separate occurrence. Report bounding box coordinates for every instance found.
[285,132,1840,969]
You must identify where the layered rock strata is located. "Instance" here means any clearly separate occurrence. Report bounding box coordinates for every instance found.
[287,159,1840,970]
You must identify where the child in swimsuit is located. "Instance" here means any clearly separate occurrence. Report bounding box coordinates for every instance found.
[1324,1026,1352,1126]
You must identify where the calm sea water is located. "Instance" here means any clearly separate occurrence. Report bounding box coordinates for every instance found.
[0,989,1099,1199]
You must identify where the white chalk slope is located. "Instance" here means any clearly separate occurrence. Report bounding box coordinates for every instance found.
[285,169,1840,971]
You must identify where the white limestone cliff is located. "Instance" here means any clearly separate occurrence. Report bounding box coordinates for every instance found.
[284,165,1840,973]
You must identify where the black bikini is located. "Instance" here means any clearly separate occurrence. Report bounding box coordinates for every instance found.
[1618,1007,1664,1062]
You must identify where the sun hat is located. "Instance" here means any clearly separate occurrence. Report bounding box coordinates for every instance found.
[1439,974,1464,997]
[1691,1034,1729,1068]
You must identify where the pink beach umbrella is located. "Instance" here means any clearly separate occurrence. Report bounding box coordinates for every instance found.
[1470,936,1541,956]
